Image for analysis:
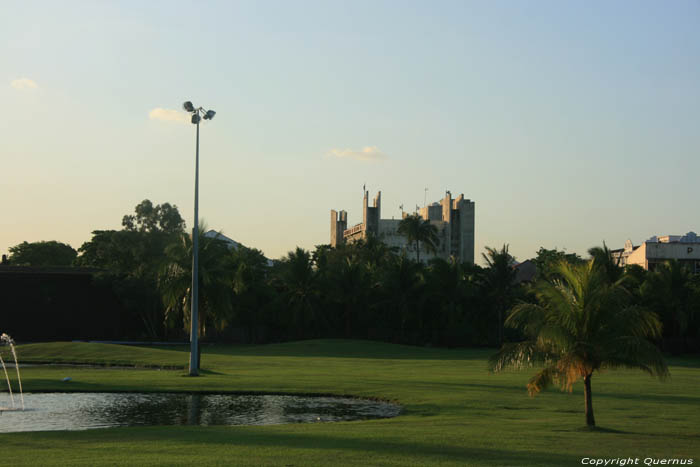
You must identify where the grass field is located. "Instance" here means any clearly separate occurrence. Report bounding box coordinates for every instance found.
[1,339,699,466]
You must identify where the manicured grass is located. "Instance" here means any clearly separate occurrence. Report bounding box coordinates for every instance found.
[2,339,699,466]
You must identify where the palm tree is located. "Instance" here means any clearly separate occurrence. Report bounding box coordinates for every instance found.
[355,233,399,269]
[481,244,517,346]
[397,214,439,263]
[490,260,668,427]
[331,255,371,338]
[230,246,270,343]
[378,254,425,342]
[159,225,233,340]
[641,260,698,351]
[425,258,470,346]
[277,247,321,338]
[588,242,623,283]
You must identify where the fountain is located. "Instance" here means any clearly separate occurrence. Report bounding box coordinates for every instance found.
[0,333,24,411]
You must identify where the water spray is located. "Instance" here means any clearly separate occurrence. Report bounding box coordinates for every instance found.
[1,333,23,411]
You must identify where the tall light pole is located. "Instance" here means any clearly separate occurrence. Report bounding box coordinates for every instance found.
[183,101,216,376]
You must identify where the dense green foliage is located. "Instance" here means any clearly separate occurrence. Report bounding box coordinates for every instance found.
[160,226,233,337]
[75,201,187,338]
[7,199,700,352]
[76,224,700,352]
[69,200,517,345]
[121,199,186,234]
[6,240,77,266]
[640,260,700,352]
[532,246,585,279]
[4,340,699,466]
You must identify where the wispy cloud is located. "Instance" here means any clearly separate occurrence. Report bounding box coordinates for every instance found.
[149,108,189,124]
[326,146,387,162]
[10,78,38,90]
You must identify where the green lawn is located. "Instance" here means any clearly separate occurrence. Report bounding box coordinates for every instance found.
[2,339,699,466]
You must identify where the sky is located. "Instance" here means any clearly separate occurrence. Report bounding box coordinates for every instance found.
[2,0,699,263]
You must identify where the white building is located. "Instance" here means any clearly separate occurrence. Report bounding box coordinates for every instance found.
[611,232,700,273]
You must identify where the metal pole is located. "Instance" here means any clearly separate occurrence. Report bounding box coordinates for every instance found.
[189,118,200,376]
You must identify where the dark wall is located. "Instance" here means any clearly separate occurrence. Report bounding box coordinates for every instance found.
[0,267,125,342]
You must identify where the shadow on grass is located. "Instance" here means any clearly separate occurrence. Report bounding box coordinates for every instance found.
[179,369,226,376]
[11,425,580,466]
[153,339,497,361]
[592,391,700,405]
[21,379,116,392]
[576,426,632,433]
[553,426,699,440]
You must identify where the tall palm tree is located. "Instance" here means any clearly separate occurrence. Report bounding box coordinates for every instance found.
[277,247,320,338]
[378,254,425,342]
[481,244,517,346]
[490,260,668,427]
[159,225,233,340]
[230,246,270,343]
[641,260,697,349]
[397,214,439,263]
[331,255,371,338]
[425,258,470,346]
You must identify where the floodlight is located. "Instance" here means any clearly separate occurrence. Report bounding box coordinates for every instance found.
[182,98,216,377]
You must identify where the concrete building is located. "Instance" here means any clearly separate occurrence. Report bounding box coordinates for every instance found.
[611,232,700,273]
[331,190,475,263]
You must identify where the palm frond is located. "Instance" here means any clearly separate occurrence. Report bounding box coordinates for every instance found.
[488,342,553,373]
[601,336,670,379]
[527,366,559,396]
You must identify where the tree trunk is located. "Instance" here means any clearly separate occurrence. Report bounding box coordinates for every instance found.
[345,303,352,338]
[416,240,420,263]
[497,306,503,346]
[584,373,595,427]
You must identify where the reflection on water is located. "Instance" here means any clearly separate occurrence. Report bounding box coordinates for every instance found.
[0,393,401,433]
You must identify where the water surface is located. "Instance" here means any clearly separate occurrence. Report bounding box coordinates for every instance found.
[0,392,400,433]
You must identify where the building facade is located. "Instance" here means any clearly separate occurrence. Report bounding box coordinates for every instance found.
[611,232,700,273]
[331,190,475,263]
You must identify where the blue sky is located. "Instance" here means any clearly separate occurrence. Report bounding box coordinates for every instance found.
[2,1,699,262]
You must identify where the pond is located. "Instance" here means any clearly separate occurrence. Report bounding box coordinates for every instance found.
[0,393,400,433]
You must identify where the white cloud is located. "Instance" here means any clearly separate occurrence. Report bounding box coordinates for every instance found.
[326,146,387,162]
[10,78,38,90]
[149,108,189,124]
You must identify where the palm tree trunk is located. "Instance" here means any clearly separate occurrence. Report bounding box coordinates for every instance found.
[584,373,595,427]
[345,303,352,338]
[498,306,503,346]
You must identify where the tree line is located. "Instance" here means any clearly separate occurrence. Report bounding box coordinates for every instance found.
[4,200,699,351]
